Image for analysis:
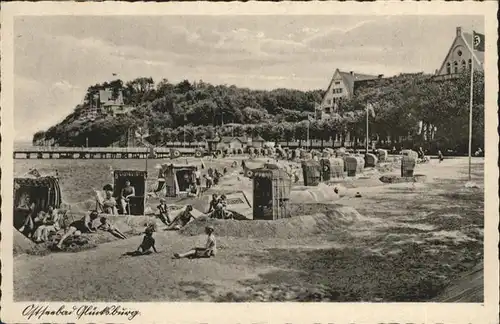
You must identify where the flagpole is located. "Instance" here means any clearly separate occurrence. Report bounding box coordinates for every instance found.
[183,112,187,148]
[366,104,369,154]
[306,120,310,150]
[145,145,149,173]
[468,32,474,181]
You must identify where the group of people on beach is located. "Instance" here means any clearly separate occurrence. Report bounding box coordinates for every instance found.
[16,194,126,248]
[131,222,216,260]
[157,201,197,230]
[98,179,136,215]
[17,200,61,243]
[15,156,248,255]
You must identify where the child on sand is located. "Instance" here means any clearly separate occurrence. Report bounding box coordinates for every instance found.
[98,216,127,239]
[174,226,216,259]
[136,227,158,254]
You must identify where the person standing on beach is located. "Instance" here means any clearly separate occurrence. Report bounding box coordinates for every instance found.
[204,174,213,189]
[157,198,171,225]
[194,167,202,186]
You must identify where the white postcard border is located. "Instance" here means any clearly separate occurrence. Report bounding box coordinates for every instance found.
[1,2,498,323]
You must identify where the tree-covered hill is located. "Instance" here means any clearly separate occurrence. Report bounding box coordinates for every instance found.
[33,78,323,147]
[34,71,484,153]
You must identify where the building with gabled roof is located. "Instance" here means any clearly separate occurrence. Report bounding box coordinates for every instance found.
[436,26,484,77]
[319,69,383,120]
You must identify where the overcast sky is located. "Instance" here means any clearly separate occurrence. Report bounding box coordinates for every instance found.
[14,15,483,141]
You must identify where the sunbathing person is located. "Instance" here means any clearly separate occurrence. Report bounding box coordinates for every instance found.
[187,183,199,197]
[98,216,127,239]
[165,205,196,230]
[56,211,99,250]
[17,196,37,238]
[102,190,118,214]
[135,227,158,255]
[174,226,216,259]
[157,198,171,225]
[207,194,218,214]
[33,206,61,243]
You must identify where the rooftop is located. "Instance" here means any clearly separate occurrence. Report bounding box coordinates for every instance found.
[337,70,382,93]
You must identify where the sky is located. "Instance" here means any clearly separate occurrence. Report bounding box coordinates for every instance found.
[13,15,484,141]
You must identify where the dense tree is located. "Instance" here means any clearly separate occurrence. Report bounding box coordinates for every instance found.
[34,72,484,153]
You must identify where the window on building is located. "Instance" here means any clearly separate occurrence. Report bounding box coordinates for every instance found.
[461,60,466,71]
[335,81,341,85]
[324,107,331,114]
[453,61,458,73]
[327,99,332,105]
[446,62,451,74]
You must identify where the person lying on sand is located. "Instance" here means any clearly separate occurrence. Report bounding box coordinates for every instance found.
[157,198,171,226]
[165,205,196,230]
[174,226,216,259]
[56,211,99,250]
[98,216,127,239]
